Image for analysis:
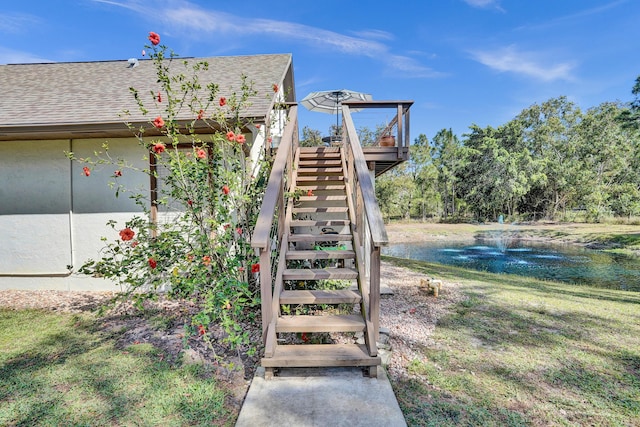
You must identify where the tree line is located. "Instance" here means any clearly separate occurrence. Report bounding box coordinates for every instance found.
[373,77,640,223]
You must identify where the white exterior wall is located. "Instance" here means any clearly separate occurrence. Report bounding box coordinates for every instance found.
[0,138,148,290]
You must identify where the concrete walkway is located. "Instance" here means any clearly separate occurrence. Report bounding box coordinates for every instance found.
[235,366,406,427]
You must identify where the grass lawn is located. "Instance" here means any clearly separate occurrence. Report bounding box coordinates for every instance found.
[384,256,640,427]
[0,309,234,426]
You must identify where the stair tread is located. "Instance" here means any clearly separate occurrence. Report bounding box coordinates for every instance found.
[289,234,352,242]
[280,289,361,304]
[299,159,342,166]
[300,147,340,154]
[298,195,347,201]
[294,185,346,191]
[277,314,365,332]
[261,344,380,367]
[297,168,343,176]
[296,176,344,182]
[283,267,358,280]
[290,220,350,227]
[292,207,349,213]
[286,249,355,260]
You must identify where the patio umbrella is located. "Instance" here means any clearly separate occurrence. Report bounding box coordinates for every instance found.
[301,89,372,130]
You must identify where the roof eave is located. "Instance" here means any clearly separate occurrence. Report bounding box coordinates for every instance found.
[0,117,267,141]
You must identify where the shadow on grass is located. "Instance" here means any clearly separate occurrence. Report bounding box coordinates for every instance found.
[0,310,231,427]
[383,256,640,426]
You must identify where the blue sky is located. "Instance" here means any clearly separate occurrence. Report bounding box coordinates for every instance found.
[2,0,639,141]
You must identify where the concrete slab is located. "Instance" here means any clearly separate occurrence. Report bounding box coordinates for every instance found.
[236,367,406,427]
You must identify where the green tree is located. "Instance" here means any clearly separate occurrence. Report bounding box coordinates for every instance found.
[618,75,640,130]
[300,125,323,147]
[431,128,463,218]
[575,102,640,220]
[515,96,582,219]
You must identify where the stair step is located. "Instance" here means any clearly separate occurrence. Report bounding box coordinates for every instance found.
[297,167,343,176]
[276,314,365,333]
[294,185,346,191]
[296,176,344,182]
[286,249,356,260]
[297,195,347,202]
[290,220,350,227]
[289,234,352,243]
[300,147,340,155]
[299,159,342,167]
[283,267,358,280]
[292,207,349,214]
[261,344,380,368]
[280,289,361,304]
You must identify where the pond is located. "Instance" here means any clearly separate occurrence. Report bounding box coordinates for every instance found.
[382,238,640,292]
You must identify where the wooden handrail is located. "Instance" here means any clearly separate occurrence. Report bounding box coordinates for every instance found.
[251,105,298,250]
[341,105,388,247]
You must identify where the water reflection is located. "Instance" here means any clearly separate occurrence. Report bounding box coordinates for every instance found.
[382,240,640,292]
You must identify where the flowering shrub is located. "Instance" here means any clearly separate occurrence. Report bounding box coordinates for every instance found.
[66,33,271,355]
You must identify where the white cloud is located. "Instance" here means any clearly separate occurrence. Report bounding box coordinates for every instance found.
[463,0,504,12]
[92,0,439,78]
[470,45,575,82]
[0,47,51,64]
[0,12,40,33]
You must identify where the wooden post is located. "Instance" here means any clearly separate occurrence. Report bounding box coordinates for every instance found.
[370,245,381,343]
[259,248,271,342]
[396,103,403,160]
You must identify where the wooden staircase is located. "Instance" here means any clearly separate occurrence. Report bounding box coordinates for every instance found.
[252,104,402,379]
[260,146,380,377]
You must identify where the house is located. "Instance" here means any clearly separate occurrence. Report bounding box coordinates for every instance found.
[0,54,295,290]
[1,50,415,375]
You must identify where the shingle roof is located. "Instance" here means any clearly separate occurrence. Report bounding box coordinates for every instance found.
[0,53,292,133]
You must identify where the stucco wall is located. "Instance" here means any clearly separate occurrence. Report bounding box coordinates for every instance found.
[0,138,148,290]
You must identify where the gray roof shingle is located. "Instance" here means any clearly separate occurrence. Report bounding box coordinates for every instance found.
[0,54,292,132]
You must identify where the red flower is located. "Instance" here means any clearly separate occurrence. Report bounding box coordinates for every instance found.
[187,199,193,206]
[197,324,206,336]
[251,263,260,273]
[119,228,135,241]
[307,189,314,196]
[152,142,165,154]
[223,223,231,230]
[148,257,157,269]
[114,170,122,177]
[219,97,227,107]
[148,32,160,46]
[157,91,162,103]
[239,266,245,272]
[131,241,139,248]
[196,149,207,159]
[226,131,235,142]
[236,227,243,235]
[202,255,211,266]
[82,166,91,177]
[272,83,279,93]
[222,185,230,195]
[197,109,204,120]
[153,116,165,129]
[301,332,310,343]
[235,134,246,144]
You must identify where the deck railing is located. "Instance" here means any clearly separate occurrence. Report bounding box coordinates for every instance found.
[251,104,298,343]
[340,104,389,354]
